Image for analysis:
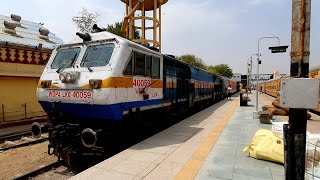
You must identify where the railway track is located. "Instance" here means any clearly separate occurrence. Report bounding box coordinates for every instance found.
[13,161,63,180]
[0,130,32,144]
[0,137,49,152]
[0,124,49,151]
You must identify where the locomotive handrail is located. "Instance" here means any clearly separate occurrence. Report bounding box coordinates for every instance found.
[140,80,158,93]
[56,38,118,52]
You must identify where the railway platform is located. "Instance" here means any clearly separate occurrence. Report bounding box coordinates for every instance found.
[70,93,287,180]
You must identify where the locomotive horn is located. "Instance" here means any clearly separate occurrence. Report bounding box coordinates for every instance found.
[31,122,42,139]
[81,128,97,148]
[76,32,91,41]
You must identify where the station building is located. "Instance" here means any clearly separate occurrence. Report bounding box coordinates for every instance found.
[0,14,63,124]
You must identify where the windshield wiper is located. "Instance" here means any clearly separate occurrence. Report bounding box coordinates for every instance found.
[87,67,93,72]
[81,53,94,72]
[56,54,78,73]
[56,65,66,73]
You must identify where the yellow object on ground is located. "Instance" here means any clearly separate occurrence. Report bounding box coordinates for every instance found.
[243,129,284,164]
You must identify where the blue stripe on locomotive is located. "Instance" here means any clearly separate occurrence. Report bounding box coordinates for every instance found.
[39,99,162,121]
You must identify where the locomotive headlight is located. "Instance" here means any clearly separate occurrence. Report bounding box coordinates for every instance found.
[66,73,73,82]
[59,73,66,82]
[59,73,76,83]
[40,80,51,88]
[89,79,102,89]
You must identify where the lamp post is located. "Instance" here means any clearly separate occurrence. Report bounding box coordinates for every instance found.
[247,61,250,93]
[253,36,280,119]
[247,54,258,94]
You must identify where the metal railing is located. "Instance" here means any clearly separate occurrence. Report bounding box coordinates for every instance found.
[0,103,46,122]
[305,139,320,179]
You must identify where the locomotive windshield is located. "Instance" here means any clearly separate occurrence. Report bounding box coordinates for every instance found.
[81,44,115,67]
[51,48,81,69]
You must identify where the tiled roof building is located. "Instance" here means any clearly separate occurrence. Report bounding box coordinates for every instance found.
[0,14,63,122]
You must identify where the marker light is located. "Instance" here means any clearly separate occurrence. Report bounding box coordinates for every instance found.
[89,79,102,89]
[40,80,51,88]
[66,73,74,82]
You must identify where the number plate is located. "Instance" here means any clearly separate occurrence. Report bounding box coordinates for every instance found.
[47,90,93,101]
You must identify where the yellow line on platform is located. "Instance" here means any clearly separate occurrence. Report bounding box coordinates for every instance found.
[174,100,239,180]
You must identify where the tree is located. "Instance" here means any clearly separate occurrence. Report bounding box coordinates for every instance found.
[207,65,220,76]
[106,22,123,37]
[106,22,140,39]
[72,8,100,33]
[211,64,233,78]
[177,54,206,69]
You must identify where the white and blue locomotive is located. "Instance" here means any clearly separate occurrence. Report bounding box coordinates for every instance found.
[35,29,235,161]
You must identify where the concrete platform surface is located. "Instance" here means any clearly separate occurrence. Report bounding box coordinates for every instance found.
[70,93,286,180]
[195,93,284,180]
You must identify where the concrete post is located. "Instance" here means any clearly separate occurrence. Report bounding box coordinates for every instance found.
[284,0,311,179]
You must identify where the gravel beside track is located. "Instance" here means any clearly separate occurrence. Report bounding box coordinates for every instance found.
[0,134,49,151]
[0,141,56,180]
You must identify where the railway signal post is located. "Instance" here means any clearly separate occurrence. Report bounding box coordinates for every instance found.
[284,0,311,179]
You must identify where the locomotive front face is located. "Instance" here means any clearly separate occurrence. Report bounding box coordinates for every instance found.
[37,38,122,120]
[36,32,165,162]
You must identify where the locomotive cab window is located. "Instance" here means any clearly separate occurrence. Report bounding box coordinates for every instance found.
[152,57,160,78]
[124,51,161,78]
[123,52,133,76]
[81,44,115,67]
[146,55,152,77]
[51,47,81,69]
[134,52,145,76]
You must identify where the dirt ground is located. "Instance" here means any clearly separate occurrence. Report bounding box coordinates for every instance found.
[259,93,320,134]
[33,165,76,180]
[0,141,56,180]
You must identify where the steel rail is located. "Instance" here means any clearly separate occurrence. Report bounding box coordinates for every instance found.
[13,161,63,180]
[0,130,32,143]
[0,137,49,152]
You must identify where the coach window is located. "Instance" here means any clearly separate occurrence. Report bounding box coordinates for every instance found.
[123,52,133,76]
[146,55,152,77]
[152,57,160,78]
[134,52,145,76]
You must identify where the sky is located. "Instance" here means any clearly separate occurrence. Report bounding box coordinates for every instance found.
[1,0,319,75]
